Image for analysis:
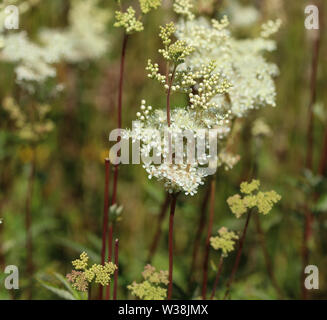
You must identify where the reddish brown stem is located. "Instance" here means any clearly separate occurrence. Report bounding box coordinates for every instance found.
[25,148,36,300]
[106,225,113,300]
[88,285,92,300]
[189,186,210,282]
[168,194,178,300]
[210,256,224,300]
[254,214,282,299]
[224,211,252,300]
[202,178,216,299]
[113,239,119,300]
[99,159,111,300]
[318,128,327,176]
[147,193,170,262]
[302,13,321,300]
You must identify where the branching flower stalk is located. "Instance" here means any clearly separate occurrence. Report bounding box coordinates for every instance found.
[223,180,281,299]
[99,159,111,300]
[210,227,238,299]
[107,1,162,299]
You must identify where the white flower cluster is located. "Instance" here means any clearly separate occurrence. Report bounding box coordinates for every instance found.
[125,98,231,196]
[0,0,110,87]
[124,9,280,197]
[176,15,281,117]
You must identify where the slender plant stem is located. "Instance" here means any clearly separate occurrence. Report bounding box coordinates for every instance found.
[302,14,321,300]
[147,193,170,262]
[168,194,178,300]
[99,159,110,300]
[113,239,119,300]
[166,65,177,127]
[25,147,36,300]
[106,225,113,300]
[110,32,128,237]
[210,255,224,300]
[318,128,327,176]
[254,214,282,299]
[189,186,210,283]
[88,285,92,300]
[224,210,252,300]
[202,178,216,299]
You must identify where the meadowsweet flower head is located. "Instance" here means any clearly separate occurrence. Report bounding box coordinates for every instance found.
[128,265,168,300]
[176,15,280,117]
[114,7,144,34]
[210,227,239,257]
[67,252,117,291]
[227,179,281,218]
[139,0,162,14]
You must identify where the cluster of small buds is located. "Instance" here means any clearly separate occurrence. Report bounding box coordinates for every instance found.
[139,0,162,14]
[2,97,54,142]
[136,100,153,121]
[227,179,282,218]
[210,227,239,257]
[158,23,195,65]
[128,264,168,300]
[260,19,282,38]
[217,150,240,171]
[189,76,231,110]
[146,60,166,84]
[173,0,195,21]
[159,22,176,46]
[114,7,144,34]
[67,252,117,291]
[212,15,230,31]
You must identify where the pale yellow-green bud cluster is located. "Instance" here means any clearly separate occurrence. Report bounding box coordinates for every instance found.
[210,227,239,257]
[139,0,162,14]
[158,23,195,65]
[173,0,195,20]
[67,252,117,291]
[2,97,54,143]
[227,179,281,218]
[114,7,144,34]
[127,264,168,300]
[260,19,282,38]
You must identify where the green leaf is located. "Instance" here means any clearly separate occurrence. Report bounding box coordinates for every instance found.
[315,194,327,212]
[38,280,76,300]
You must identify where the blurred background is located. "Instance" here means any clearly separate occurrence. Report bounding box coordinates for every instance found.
[0,0,326,300]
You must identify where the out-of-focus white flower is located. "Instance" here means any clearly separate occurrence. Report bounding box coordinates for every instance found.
[228,0,260,28]
[176,16,280,118]
[40,0,111,63]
